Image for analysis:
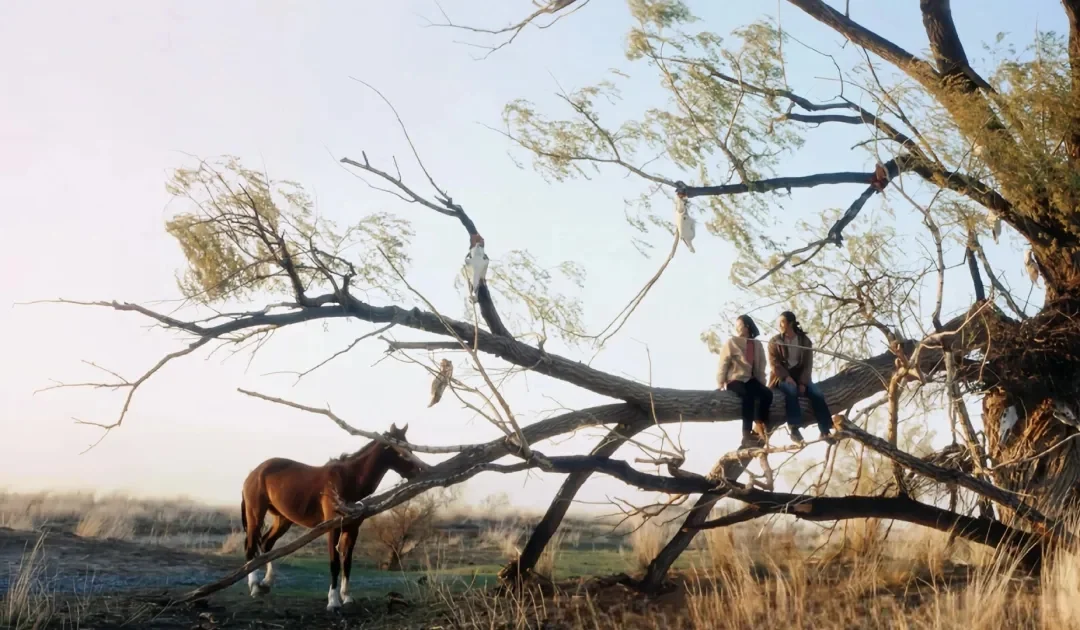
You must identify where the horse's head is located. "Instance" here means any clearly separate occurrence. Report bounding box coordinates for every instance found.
[380,423,428,480]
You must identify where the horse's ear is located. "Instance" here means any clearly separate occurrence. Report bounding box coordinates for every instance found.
[389,422,398,432]
[401,423,409,434]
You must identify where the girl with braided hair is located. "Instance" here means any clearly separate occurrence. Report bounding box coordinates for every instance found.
[767,311,836,445]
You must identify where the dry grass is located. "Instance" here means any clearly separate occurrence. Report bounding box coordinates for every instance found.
[623,518,672,574]
[0,491,240,556]
[479,523,527,562]
[75,506,136,540]
[1042,538,1080,629]
[0,491,236,540]
[699,525,748,576]
[9,488,1080,629]
[535,528,567,579]
[218,530,246,555]
[11,500,1080,630]
[395,514,1080,630]
[2,532,53,630]
[406,522,1073,630]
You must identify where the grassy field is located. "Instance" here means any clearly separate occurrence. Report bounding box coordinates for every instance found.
[1,491,1076,629]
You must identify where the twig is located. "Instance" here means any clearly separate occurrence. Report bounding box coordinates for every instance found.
[237,388,466,454]
[267,323,396,383]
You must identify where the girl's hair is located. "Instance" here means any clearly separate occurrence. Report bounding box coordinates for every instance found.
[780,311,807,338]
[737,314,760,339]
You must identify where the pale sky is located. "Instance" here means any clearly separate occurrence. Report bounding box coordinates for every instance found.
[0,1,1057,512]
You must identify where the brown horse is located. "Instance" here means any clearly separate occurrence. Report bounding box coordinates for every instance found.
[240,423,427,610]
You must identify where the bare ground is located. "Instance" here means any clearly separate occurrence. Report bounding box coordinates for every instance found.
[0,526,419,628]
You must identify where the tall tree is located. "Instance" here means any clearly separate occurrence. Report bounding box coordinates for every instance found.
[35,0,1080,596]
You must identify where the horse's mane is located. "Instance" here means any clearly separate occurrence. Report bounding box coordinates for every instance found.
[326,437,381,464]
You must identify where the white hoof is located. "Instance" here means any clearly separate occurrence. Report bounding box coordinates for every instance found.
[327,586,343,611]
[340,576,351,605]
[261,562,275,586]
[248,571,268,598]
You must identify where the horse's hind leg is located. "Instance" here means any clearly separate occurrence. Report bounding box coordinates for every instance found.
[326,527,343,611]
[243,495,270,597]
[258,514,293,591]
[339,524,360,605]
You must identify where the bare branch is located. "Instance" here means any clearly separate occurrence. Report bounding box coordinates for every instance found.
[382,339,463,352]
[177,440,1052,603]
[378,248,532,457]
[35,294,969,446]
[427,0,588,58]
[335,82,508,336]
[683,168,896,199]
[784,0,939,83]
[692,490,1041,567]
[37,333,212,450]
[237,388,469,454]
[271,323,396,383]
[971,234,1029,319]
[748,157,903,286]
[836,417,1059,532]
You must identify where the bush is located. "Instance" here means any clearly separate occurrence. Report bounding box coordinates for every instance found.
[363,488,457,571]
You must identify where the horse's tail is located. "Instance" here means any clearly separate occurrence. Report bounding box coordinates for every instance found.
[241,495,247,532]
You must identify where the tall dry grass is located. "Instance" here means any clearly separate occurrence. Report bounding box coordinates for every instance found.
[535,528,567,579]
[404,515,1080,630]
[0,491,238,548]
[623,518,672,574]
[1041,531,1080,630]
[74,506,136,540]
[479,524,526,562]
[2,532,53,630]
[683,519,1080,630]
[218,530,246,555]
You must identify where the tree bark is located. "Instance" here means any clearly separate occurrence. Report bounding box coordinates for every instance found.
[975,288,1080,520]
[1061,0,1080,169]
[919,0,992,92]
[638,495,721,592]
[984,391,1080,524]
[637,448,753,592]
[694,491,1044,569]
[502,415,651,582]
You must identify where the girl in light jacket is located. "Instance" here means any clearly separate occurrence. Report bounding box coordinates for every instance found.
[717,314,772,448]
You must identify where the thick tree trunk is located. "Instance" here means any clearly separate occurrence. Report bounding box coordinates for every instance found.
[984,391,1080,523]
[979,283,1080,523]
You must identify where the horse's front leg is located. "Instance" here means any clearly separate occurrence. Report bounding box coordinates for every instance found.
[326,527,343,611]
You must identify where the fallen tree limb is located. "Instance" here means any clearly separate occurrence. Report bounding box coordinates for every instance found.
[837,418,1060,532]
[692,490,1044,569]
[178,426,1063,603]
